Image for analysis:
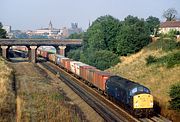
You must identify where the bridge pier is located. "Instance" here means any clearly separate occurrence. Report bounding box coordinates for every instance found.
[1,46,9,59]
[29,46,37,63]
[56,46,66,56]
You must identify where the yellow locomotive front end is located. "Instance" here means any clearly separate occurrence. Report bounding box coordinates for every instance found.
[133,93,153,109]
[133,93,154,117]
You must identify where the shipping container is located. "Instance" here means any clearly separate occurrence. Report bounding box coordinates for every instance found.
[70,61,81,73]
[80,66,96,81]
[94,71,111,91]
[64,59,72,71]
[60,57,69,67]
[86,68,98,85]
[74,62,87,76]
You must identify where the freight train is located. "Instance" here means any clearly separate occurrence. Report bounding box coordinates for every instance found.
[37,49,154,117]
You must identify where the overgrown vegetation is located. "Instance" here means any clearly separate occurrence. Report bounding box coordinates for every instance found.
[146,51,180,68]
[148,35,179,51]
[146,55,157,65]
[146,33,180,68]
[169,83,180,111]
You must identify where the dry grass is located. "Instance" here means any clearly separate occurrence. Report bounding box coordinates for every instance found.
[107,47,180,121]
[11,62,84,122]
[0,57,15,122]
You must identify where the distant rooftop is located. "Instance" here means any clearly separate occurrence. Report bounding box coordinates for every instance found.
[160,21,180,28]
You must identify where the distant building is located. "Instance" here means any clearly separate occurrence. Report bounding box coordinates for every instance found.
[36,21,60,36]
[26,21,83,39]
[159,21,180,34]
[61,23,83,37]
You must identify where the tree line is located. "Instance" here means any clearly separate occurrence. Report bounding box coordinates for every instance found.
[67,15,160,70]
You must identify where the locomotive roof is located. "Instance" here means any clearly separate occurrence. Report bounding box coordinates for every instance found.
[108,75,145,90]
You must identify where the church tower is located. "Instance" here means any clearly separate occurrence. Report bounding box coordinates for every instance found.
[49,21,53,30]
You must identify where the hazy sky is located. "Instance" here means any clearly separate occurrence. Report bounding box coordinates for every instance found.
[1,0,180,30]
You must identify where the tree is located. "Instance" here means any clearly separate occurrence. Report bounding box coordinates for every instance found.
[80,49,119,70]
[163,8,178,21]
[0,22,7,38]
[67,33,83,39]
[67,49,81,61]
[146,16,160,35]
[116,15,150,55]
[86,15,122,52]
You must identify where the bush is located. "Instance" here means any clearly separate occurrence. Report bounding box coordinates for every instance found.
[67,49,81,61]
[157,51,180,68]
[92,50,120,70]
[169,83,180,111]
[149,36,178,51]
[80,49,120,70]
[146,55,157,65]
[146,51,180,68]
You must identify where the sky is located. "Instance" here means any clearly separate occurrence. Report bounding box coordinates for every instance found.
[1,0,180,30]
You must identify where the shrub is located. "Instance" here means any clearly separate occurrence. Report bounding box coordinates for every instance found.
[146,55,157,65]
[67,49,81,61]
[80,49,120,70]
[169,83,180,111]
[157,51,180,68]
[146,51,180,68]
[147,35,178,51]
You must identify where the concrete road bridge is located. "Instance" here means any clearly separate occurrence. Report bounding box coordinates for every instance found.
[0,39,82,63]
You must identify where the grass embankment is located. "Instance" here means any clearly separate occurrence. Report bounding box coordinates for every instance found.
[107,38,180,121]
[0,57,15,121]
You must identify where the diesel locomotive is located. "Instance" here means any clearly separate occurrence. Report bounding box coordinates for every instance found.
[106,76,154,117]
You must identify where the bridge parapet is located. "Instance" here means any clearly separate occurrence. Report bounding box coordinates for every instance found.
[0,39,82,46]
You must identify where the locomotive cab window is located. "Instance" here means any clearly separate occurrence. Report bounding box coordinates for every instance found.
[130,87,137,96]
[130,87,150,96]
[138,87,143,92]
[143,87,150,93]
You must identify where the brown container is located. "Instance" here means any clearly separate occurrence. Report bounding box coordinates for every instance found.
[80,66,95,81]
[61,58,69,68]
[94,71,111,91]
[86,68,98,84]
[64,59,72,71]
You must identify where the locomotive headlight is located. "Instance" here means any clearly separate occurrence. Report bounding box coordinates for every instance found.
[135,103,139,107]
[150,102,153,107]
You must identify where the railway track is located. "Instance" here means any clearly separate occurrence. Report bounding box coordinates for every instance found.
[39,61,172,122]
